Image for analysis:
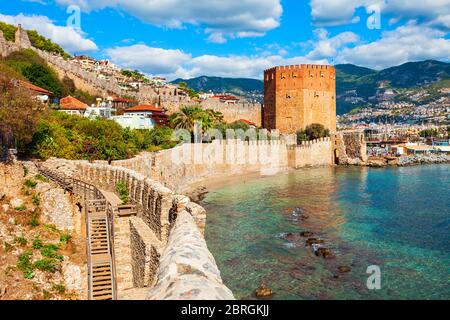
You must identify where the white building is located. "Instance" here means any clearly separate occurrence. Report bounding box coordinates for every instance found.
[112,115,155,130]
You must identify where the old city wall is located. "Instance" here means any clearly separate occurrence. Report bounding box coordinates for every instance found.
[57,160,233,299]
[288,138,334,168]
[332,131,367,165]
[112,139,334,193]
[264,65,336,133]
[0,29,193,108]
[199,99,262,126]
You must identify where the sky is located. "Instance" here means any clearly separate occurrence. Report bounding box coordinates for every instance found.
[0,0,449,80]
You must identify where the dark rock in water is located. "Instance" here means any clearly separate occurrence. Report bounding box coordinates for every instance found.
[305,238,324,246]
[187,187,209,202]
[289,265,315,279]
[300,231,313,237]
[293,207,304,213]
[289,270,303,280]
[255,285,274,298]
[284,232,296,241]
[315,247,334,259]
[338,266,351,273]
[225,257,241,267]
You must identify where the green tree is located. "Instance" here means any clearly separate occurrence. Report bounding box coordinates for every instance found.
[0,73,48,152]
[4,49,67,96]
[296,123,330,143]
[419,129,439,138]
[27,30,70,58]
[0,21,17,42]
[170,106,223,132]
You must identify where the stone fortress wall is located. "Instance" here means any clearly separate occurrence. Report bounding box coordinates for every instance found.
[264,64,336,134]
[112,139,335,193]
[40,131,365,299]
[199,99,262,126]
[0,25,32,58]
[43,159,234,299]
[332,131,368,165]
[0,26,192,110]
[0,26,260,120]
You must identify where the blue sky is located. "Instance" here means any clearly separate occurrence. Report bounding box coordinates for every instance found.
[0,0,449,79]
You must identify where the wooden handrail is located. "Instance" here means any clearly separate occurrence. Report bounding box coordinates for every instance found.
[35,163,118,300]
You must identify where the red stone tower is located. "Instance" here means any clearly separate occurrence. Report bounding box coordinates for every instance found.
[263,64,336,134]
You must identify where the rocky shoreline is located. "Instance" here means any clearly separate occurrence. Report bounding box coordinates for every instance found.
[397,154,450,166]
[366,154,450,167]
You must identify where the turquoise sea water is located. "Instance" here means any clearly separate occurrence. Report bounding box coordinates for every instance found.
[201,165,450,300]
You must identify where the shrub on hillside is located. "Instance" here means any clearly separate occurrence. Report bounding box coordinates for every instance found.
[4,49,67,96]
[0,72,49,152]
[30,111,176,161]
[27,30,70,58]
[0,21,16,42]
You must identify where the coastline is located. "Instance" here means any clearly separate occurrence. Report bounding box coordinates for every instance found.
[184,170,288,201]
[366,154,450,167]
[185,158,450,201]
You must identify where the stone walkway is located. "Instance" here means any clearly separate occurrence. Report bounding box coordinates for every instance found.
[101,190,123,207]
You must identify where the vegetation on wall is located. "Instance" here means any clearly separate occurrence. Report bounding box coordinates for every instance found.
[0,21,17,42]
[26,30,70,58]
[116,181,129,204]
[3,49,68,96]
[296,124,330,143]
[177,81,200,99]
[121,69,149,83]
[1,49,97,105]
[0,21,70,57]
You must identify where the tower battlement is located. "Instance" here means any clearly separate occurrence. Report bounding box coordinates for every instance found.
[264,64,334,73]
[263,64,336,134]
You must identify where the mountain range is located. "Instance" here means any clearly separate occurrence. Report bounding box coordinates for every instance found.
[172,60,450,114]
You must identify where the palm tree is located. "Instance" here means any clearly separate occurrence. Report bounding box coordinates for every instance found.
[205,109,224,124]
[170,106,224,133]
[170,106,202,130]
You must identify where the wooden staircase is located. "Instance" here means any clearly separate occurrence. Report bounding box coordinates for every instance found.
[36,163,117,300]
[87,205,117,300]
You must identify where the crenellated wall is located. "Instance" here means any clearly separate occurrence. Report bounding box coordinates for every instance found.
[39,133,362,299]
[43,159,233,299]
[112,139,334,193]
[288,137,334,168]
[264,64,336,134]
[199,100,262,126]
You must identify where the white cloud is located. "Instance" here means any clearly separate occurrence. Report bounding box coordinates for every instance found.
[336,22,450,69]
[310,0,366,26]
[105,44,328,80]
[21,0,47,4]
[306,29,359,59]
[105,44,192,75]
[0,13,98,53]
[55,0,282,42]
[106,18,450,79]
[310,0,450,28]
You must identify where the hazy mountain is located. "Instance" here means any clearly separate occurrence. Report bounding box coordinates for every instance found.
[172,60,449,114]
[171,76,263,96]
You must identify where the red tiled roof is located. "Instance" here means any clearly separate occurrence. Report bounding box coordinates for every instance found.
[60,96,88,110]
[113,97,133,102]
[124,105,164,112]
[18,80,53,95]
[239,119,257,126]
[213,94,239,100]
